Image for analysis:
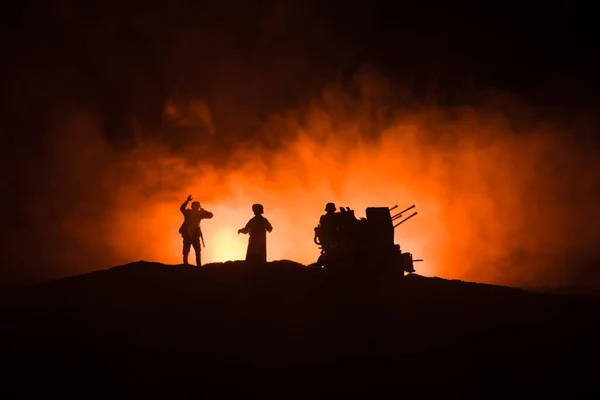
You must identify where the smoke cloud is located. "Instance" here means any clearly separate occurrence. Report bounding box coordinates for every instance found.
[1,1,599,290]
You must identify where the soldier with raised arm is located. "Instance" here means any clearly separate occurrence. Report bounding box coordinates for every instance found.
[179,195,213,266]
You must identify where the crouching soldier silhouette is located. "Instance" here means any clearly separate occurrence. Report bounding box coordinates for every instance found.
[237,204,273,264]
[179,195,213,266]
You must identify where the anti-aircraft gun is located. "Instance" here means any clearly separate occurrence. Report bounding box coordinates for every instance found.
[310,204,423,274]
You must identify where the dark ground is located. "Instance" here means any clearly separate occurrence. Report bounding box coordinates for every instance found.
[1,260,599,397]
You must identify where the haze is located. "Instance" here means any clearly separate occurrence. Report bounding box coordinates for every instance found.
[1,1,598,290]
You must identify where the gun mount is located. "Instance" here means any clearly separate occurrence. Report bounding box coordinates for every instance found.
[309,204,423,274]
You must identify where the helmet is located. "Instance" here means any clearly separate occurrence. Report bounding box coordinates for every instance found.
[325,202,336,212]
[252,204,264,214]
[191,201,201,209]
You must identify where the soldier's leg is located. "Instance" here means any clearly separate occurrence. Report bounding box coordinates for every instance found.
[182,238,192,265]
[192,240,201,267]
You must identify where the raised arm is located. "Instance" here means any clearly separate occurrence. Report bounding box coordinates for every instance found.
[180,201,189,214]
[180,195,192,215]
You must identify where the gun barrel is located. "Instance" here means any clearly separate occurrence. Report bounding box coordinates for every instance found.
[391,213,403,221]
[393,211,418,228]
[398,204,416,215]
[389,205,399,211]
[413,259,424,262]
[391,205,415,220]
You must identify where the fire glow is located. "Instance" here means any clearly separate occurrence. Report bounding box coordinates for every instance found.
[38,77,600,289]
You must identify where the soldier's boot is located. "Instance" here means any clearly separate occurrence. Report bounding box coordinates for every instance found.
[195,254,201,267]
[183,254,189,265]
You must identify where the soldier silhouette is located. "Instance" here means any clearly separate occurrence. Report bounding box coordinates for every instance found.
[238,204,273,264]
[317,202,338,250]
[179,195,213,266]
[319,203,337,226]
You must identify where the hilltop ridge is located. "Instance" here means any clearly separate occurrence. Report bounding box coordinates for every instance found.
[1,260,599,396]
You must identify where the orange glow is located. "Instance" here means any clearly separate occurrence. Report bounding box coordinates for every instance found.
[43,73,600,289]
[101,119,538,281]
[102,130,434,270]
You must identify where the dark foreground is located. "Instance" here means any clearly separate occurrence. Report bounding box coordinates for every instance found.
[1,260,599,397]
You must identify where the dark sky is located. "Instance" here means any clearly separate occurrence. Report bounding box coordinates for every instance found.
[0,0,599,285]
[3,0,598,132]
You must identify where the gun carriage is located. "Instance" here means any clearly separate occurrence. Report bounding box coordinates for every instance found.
[310,204,423,274]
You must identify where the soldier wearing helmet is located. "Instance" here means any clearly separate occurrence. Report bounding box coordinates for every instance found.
[238,203,273,264]
[316,202,339,250]
[320,202,337,225]
[179,195,213,266]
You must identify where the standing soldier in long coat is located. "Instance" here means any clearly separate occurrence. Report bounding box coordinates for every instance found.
[238,204,273,264]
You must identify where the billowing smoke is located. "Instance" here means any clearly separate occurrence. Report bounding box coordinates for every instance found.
[1,1,599,290]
